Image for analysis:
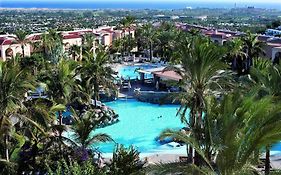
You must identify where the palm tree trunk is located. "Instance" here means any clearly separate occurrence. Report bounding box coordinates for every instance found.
[188,144,193,163]
[59,111,63,125]
[128,29,131,56]
[94,79,99,108]
[149,41,153,61]
[73,52,76,61]
[265,146,270,175]
[232,58,237,71]
[5,135,9,162]
[93,40,96,55]
[22,45,25,57]
[58,111,63,156]
[194,110,203,166]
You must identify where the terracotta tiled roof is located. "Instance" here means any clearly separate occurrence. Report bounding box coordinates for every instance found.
[0,37,13,45]
[68,32,80,35]
[102,28,115,33]
[0,37,6,45]
[153,71,182,81]
[63,34,81,39]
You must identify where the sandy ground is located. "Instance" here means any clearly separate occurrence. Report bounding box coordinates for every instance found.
[101,145,187,164]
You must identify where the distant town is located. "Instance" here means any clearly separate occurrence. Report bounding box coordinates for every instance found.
[0,7,281,34]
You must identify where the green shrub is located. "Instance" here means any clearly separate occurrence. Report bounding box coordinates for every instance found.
[107,144,144,175]
[46,158,105,175]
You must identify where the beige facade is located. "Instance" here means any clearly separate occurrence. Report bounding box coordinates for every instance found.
[0,42,31,61]
[0,26,136,61]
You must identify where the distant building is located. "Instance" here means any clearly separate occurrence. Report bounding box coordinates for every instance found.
[265,29,281,36]
[0,26,136,61]
[194,16,208,21]
[170,16,180,20]
[177,22,281,62]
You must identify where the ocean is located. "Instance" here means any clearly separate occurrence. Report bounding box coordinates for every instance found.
[0,1,281,10]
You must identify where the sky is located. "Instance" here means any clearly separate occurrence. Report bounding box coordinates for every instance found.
[1,0,281,9]
[2,0,281,2]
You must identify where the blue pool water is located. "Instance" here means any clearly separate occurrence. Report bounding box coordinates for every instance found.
[65,99,281,154]
[118,64,159,80]
[94,99,185,153]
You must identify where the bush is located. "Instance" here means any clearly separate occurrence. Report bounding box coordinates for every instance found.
[107,144,144,175]
[46,158,105,175]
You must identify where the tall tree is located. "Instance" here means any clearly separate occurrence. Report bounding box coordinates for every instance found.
[82,33,96,55]
[250,59,281,174]
[120,16,135,56]
[69,45,82,61]
[154,27,178,62]
[13,30,30,57]
[40,59,78,125]
[158,93,281,175]
[169,36,233,164]
[41,29,65,63]
[141,24,157,61]
[225,38,246,74]
[71,110,112,150]
[241,31,265,73]
[0,60,35,162]
[81,47,116,107]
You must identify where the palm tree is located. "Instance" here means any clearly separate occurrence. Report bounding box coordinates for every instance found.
[41,29,64,63]
[120,16,135,56]
[82,33,96,54]
[158,92,281,175]
[81,47,116,107]
[168,36,233,164]
[141,24,157,61]
[154,28,178,62]
[16,98,66,172]
[13,30,30,57]
[71,110,112,150]
[69,45,81,61]
[111,38,125,57]
[0,60,35,162]
[241,31,265,73]
[225,38,246,74]
[250,59,281,174]
[40,59,78,125]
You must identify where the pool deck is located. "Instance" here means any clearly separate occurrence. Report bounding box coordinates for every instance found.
[118,81,157,98]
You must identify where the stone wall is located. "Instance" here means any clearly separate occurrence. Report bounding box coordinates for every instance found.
[135,91,180,105]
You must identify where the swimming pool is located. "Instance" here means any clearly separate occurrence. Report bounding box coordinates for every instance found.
[65,99,281,155]
[118,64,159,80]
[94,99,185,153]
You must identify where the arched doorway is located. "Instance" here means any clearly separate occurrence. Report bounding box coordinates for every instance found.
[5,48,13,59]
[64,42,71,53]
[273,52,281,64]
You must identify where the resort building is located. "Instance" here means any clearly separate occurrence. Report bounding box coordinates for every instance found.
[0,26,136,61]
[177,22,281,62]
[0,35,32,60]
[266,29,281,36]
[204,30,233,45]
